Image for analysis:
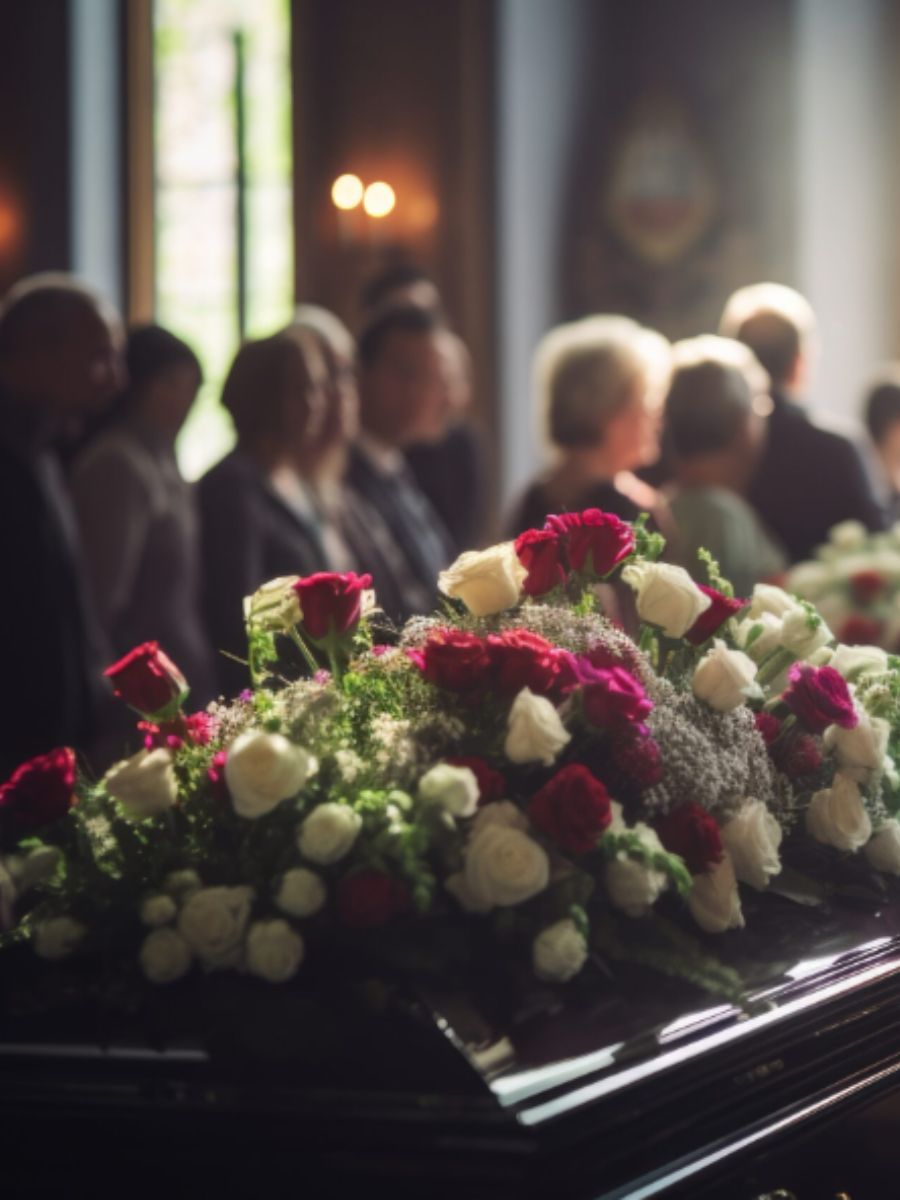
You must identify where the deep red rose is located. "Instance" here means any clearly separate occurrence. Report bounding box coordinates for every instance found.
[685,586,747,645]
[514,528,566,596]
[780,733,823,779]
[609,732,664,787]
[104,642,188,717]
[755,711,782,747]
[655,803,723,875]
[545,509,635,576]
[293,572,372,641]
[782,663,858,734]
[445,756,507,805]
[337,870,410,927]
[487,629,561,696]
[850,569,886,605]
[140,711,217,752]
[528,764,612,855]
[838,614,885,646]
[421,629,491,693]
[572,662,653,731]
[0,747,76,840]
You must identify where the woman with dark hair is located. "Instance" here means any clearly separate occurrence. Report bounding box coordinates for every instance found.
[70,323,215,706]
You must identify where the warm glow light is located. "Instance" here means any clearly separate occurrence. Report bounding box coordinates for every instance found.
[363,181,396,218]
[331,174,364,211]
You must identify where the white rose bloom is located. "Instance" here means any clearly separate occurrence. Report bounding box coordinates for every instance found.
[140,894,178,928]
[824,713,889,783]
[504,687,571,766]
[621,561,711,638]
[298,801,363,864]
[243,575,301,633]
[605,823,668,917]
[225,730,317,820]
[104,747,177,818]
[438,541,527,616]
[162,868,202,897]
[807,645,834,668]
[688,853,745,933]
[748,583,800,620]
[778,608,833,658]
[444,870,492,913]
[0,857,16,931]
[33,915,87,960]
[830,519,868,551]
[472,800,529,835]
[864,821,900,875]
[734,612,784,662]
[806,774,872,852]
[692,640,760,712]
[139,927,192,984]
[785,561,832,601]
[721,801,783,890]
[463,824,550,908]
[177,885,254,969]
[10,845,63,892]
[830,643,890,681]
[532,918,589,982]
[417,763,479,818]
[245,918,305,983]
[275,867,327,917]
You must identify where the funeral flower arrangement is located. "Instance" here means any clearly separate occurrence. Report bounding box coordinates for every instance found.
[4,509,900,997]
[787,519,900,651]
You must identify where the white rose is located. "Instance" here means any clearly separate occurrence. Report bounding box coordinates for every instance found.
[785,561,832,601]
[275,867,326,917]
[532,918,588,982]
[504,687,570,766]
[830,519,868,551]
[417,763,479,817]
[830,643,890,681]
[0,857,16,931]
[8,845,63,893]
[139,928,192,984]
[824,713,889,783]
[806,774,872,851]
[177,885,254,969]
[748,583,800,620]
[721,800,783,890]
[688,853,745,933]
[463,824,550,908]
[438,541,527,616]
[472,800,529,834]
[162,868,202,897]
[864,820,900,875]
[33,915,87,960]
[245,918,305,983]
[298,801,362,864]
[692,640,760,712]
[807,645,834,668]
[621,561,711,637]
[778,608,833,658]
[605,824,668,917]
[104,748,177,818]
[225,731,317,820]
[243,575,301,633]
[140,894,178,928]
[735,612,784,662]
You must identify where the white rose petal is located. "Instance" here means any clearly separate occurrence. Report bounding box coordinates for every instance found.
[275,867,327,917]
[417,764,479,818]
[438,541,527,616]
[34,916,87,960]
[605,856,667,918]
[243,575,302,633]
[18,845,63,890]
[864,821,900,875]
[139,928,192,984]
[824,713,889,783]
[471,800,529,835]
[735,612,784,662]
[504,687,571,766]
[245,918,305,983]
[298,802,362,864]
[463,824,550,908]
[748,583,802,620]
[225,731,317,820]
[177,885,254,969]
[688,853,745,933]
[721,800,783,890]
[829,520,868,551]
[104,748,177,818]
[140,894,178,928]
[806,774,872,852]
[778,608,833,658]
[692,640,760,712]
[162,868,202,897]
[621,561,711,638]
[830,643,889,681]
[785,561,832,600]
[533,918,589,982]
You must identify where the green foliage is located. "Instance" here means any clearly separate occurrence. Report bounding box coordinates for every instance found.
[599,829,693,897]
[696,548,733,599]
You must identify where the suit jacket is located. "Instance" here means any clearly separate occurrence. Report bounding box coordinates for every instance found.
[747,392,885,564]
[197,450,327,697]
[406,421,486,555]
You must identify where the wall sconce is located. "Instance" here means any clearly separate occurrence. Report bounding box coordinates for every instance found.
[362,181,395,219]
[331,174,396,244]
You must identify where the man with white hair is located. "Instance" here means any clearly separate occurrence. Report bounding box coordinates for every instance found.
[720,282,883,562]
[0,274,122,776]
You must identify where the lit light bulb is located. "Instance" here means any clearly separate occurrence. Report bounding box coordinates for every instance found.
[363,181,396,219]
[331,174,364,211]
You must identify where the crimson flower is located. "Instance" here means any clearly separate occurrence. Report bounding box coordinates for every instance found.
[420,629,491,693]
[545,509,634,576]
[293,572,372,641]
[655,803,723,874]
[528,764,612,855]
[782,663,858,734]
[0,747,76,841]
[487,629,561,696]
[514,528,566,596]
[104,642,188,718]
[685,586,747,645]
[445,756,507,805]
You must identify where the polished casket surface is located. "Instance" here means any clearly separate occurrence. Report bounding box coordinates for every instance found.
[4,889,900,1198]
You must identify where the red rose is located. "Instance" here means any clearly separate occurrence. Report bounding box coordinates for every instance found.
[0,747,76,840]
[572,662,653,730]
[528,764,612,855]
[783,663,858,734]
[780,733,823,779]
[545,509,635,576]
[421,629,491,693]
[685,586,747,645]
[139,711,217,752]
[293,572,372,641]
[514,528,565,596]
[445,756,507,805]
[487,629,561,696]
[838,614,885,646]
[104,642,188,718]
[755,711,782,747]
[850,569,886,605]
[337,870,410,927]
[655,803,723,875]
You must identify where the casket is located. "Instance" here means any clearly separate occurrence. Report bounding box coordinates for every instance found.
[4,889,900,1199]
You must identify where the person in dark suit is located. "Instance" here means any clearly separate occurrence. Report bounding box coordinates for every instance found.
[720,283,884,563]
[0,274,123,778]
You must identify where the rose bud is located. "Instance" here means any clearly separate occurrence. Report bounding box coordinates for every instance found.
[0,747,77,842]
[292,572,373,642]
[104,642,189,720]
[782,663,858,735]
